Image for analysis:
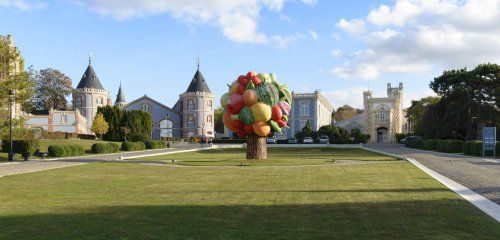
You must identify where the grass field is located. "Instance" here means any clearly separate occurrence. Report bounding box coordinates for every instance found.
[0,147,499,239]
[137,147,397,166]
[0,139,121,161]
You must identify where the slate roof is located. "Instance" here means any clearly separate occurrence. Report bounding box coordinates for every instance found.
[116,83,125,103]
[185,70,211,93]
[76,63,105,90]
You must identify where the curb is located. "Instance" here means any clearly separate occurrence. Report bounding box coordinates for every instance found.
[364,147,500,223]
[122,148,212,160]
[401,147,500,164]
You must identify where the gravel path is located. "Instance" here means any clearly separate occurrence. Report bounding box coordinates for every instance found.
[365,144,500,205]
[0,145,205,178]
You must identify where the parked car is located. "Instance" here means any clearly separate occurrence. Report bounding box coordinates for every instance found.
[267,137,277,144]
[319,135,329,144]
[400,135,421,144]
[288,137,298,144]
[303,137,313,144]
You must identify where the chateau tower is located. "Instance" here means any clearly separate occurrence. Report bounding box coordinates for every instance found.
[180,66,214,139]
[114,83,126,108]
[72,55,111,134]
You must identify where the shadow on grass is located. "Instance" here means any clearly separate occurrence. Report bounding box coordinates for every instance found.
[0,200,499,240]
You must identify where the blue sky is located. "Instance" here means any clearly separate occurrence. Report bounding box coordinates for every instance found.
[1,0,498,108]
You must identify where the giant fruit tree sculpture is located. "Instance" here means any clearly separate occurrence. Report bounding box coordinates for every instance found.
[221,72,292,159]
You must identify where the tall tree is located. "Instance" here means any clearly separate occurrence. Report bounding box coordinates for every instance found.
[333,105,362,122]
[0,37,34,139]
[406,96,440,133]
[33,68,72,110]
[91,112,109,140]
[214,107,224,133]
[429,63,499,140]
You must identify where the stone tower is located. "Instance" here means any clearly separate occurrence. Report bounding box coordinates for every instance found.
[114,83,126,108]
[180,67,214,139]
[387,83,404,134]
[362,90,373,135]
[72,55,111,134]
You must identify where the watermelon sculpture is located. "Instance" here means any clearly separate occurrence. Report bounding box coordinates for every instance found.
[221,71,292,159]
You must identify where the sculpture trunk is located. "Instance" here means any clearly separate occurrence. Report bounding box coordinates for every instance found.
[246,134,267,160]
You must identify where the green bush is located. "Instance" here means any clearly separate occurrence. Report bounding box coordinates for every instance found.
[108,143,120,153]
[48,145,66,157]
[464,141,500,157]
[47,144,85,157]
[121,141,146,151]
[145,140,167,149]
[1,139,40,155]
[423,139,439,150]
[437,140,463,153]
[405,138,424,149]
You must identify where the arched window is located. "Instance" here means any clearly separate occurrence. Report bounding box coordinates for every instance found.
[74,96,83,109]
[187,114,195,126]
[187,99,195,110]
[160,118,173,138]
[207,115,212,124]
[208,100,213,108]
[141,103,150,112]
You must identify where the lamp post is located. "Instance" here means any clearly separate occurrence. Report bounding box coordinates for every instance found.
[8,90,15,162]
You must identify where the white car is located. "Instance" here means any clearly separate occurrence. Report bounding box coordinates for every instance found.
[319,135,329,144]
[267,137,277,144]
[303,137,313,144]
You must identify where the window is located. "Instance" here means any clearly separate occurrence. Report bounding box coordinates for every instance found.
[61,114,68,124]
[74,96,83,109]
[187,99,195,110]
[141,103,150,112]
[100,98,104,104]
[208,100,213,109]
[187,114,195,126]
[300,101,310,117]
[207,115,212,124]
[160,119,173,138]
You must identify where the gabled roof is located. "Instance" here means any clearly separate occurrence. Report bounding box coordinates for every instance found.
[115,83,125,103]
[76,62,105,90]
[124,95,179,114]
[185,69,211,93]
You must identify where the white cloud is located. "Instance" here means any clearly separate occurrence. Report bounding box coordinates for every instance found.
[333,0,500,79]
[337,18,365,35]
[272,33,307,49]
[331,63,379,80]
[69,0,316,46]
[309,30,318,41]
[330,49,342,57]
[0,0,44,10]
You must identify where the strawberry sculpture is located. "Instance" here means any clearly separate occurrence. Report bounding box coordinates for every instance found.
[220,71,292,159]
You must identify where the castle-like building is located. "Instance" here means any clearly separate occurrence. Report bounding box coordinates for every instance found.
[334,83,409,143]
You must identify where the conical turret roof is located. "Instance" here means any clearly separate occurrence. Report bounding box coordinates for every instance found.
[115,83,125,103]
[76,60,105,90]
[185,69,211,93]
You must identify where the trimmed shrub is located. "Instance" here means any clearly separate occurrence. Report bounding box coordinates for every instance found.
[48,145,66,157]
[405,138,424,149]
[1,139,40,155]
[92,143,109,154]
[121,141,146,151]
[108,143,120,153]
[145,140,167,149]
[423,139,439,150]
[436,140,463,153]
[464,141,500,157]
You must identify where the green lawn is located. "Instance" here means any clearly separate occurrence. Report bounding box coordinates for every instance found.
[0,150,499,239]
[0,139,121,161]
[137,147,397,166]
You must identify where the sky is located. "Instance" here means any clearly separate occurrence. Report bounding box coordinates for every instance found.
[1,0,499,109]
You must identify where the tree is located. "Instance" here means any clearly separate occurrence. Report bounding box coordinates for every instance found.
[406,96,440,133]
[0,38,35,140]
[429,63,499,140]
[214,107,224,133]
[91,112,109,140]
[97,106,152,142]
[333,105,362,122]
[33,68,72,110]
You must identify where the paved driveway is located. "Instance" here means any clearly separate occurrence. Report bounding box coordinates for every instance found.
[365,144,500,205]
[0,145,206,178]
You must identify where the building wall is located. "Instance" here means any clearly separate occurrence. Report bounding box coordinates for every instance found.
[123,96,182,140]
[285,91,333,139]
[181,92,215,139]
[25,110,87,134]
[73,88,111,134]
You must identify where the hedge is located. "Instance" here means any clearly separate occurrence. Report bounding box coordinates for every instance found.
[436,140,464,153]
[1,139,40,155]
[91,143,120,154]
[121,142,146,151]
[48,144,85,157]
[422,139,439,150]
[405,138,424,149]
[145,140,167,149]
[463,141,500,157]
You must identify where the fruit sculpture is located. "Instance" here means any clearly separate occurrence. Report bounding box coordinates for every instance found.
[221,71,292,159]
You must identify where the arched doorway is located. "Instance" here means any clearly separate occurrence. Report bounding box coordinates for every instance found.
[376,127,388,143]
